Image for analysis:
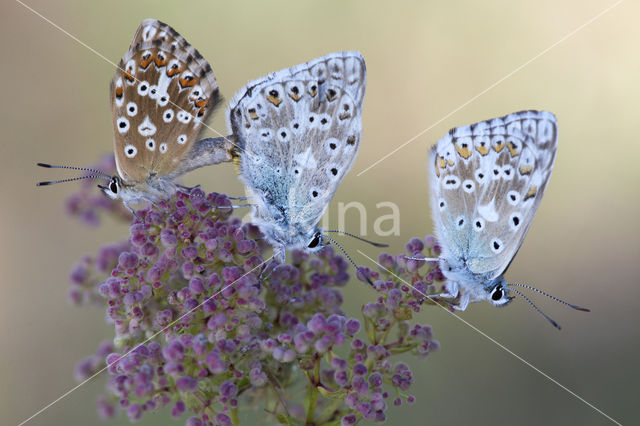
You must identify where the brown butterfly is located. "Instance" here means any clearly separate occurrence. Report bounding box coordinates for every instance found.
[38,19,234,213]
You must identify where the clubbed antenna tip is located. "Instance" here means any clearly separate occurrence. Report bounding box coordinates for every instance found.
[509,283,590,313]
[509,286,562,330]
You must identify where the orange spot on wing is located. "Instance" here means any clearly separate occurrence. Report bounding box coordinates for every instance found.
[194,98,207,108]
[519,165,533,175]
[179,76,196,88]
[167,64,183,77]
[507,141,520,157]
[124,71,135,83]
[154,53,168,67]
[475,144,489,156]
[455,144,472,159]
[524,186,537,201]
[266,95,282,107]
[140,53,153,69]
[493,141,505,153]
[115,86,123,99]
[436,155,447,177]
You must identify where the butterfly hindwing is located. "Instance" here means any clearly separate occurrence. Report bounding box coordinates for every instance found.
[228,52,366,246]
[430,110,558,280]
[110,19,220,184]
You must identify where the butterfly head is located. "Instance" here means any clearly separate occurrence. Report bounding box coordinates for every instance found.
[487,280,514,307]
[97,175,150,207]
[97,175,124,200]
[305,231,327,253]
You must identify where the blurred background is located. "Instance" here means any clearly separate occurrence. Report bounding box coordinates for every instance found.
[3,0,638,425]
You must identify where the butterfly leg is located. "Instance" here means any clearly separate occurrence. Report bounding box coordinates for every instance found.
[259,260,277,282]
[148,198,171,215]
[440,281,459,299]
[177,183,203,196]
[404,255,439,261]
[124,201,143,222]
[452,292,470,311]
[259,248,285,282]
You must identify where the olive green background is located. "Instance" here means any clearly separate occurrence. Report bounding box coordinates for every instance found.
[2,1,639,425]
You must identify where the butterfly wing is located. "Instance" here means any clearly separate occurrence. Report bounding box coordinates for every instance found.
[228,52,366,244]
[429,110,558,280]
[110,19,220,184]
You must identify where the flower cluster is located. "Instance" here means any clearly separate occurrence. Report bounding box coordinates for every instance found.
[365,236,462,311]
[70,186,443,425]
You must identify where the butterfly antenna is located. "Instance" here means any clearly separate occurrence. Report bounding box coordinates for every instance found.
[324,230,389,248]
[508,286,561,330]
[509,283,590,312]
[37,175,111,186]
[37,163,112,179]
[322,234,374,286]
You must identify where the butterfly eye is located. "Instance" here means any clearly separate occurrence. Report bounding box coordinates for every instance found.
[307,233,322,249]
[491,286,503,301]
[488,284,513,306]
[109,179,118,194]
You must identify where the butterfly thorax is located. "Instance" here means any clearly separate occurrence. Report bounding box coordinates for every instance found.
[126,176,178,203]
[440,258,507,306]
[100,174,177,206]
[256,217,322,253]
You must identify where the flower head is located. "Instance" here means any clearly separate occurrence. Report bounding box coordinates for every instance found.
[70,186,442,424]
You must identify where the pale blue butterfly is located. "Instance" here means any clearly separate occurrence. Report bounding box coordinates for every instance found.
[421,110,588,328]
[226,52,385,272]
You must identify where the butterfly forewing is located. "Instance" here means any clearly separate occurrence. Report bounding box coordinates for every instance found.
[110,19,220,183]
[430,110,558,279]
[228,52,366,243]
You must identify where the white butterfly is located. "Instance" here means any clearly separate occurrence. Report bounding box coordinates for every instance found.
[422,110,588,328]
[226,52,372,262]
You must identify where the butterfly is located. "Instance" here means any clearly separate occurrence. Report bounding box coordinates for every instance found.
[38,19,234,213]
[425,110,588,328]
[226,52,383,264]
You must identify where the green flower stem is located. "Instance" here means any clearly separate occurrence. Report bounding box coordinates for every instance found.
[306,358,321,424]
[230,406,239,426]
